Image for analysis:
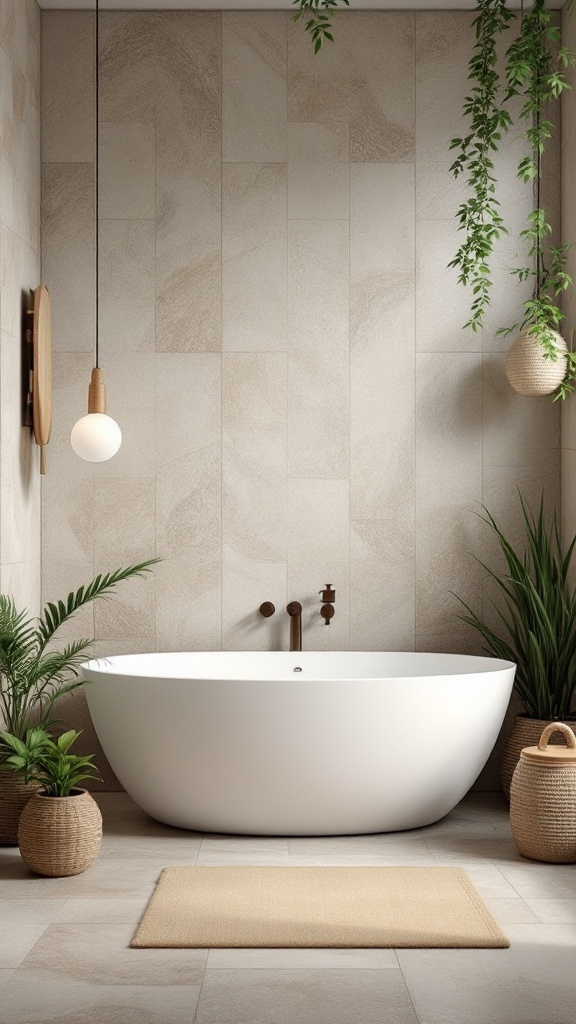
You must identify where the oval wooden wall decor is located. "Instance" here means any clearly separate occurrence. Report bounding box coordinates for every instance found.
[32,284,52,474]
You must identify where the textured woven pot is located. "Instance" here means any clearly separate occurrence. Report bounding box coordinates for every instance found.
[499,716,571,801]
[18,789,102,877]
[0,768,38,845]
[506,328,568,397]
[510,722,576,863]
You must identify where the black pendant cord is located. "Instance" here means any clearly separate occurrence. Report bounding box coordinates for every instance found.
[95,0,99,369]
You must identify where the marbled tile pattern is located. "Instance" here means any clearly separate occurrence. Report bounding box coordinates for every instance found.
[0,0,41,614]
[40,10,560,791]
[2,793,576,1023]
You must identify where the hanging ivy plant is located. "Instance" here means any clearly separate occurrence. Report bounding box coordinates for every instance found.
[498,0,576,399]
[294,0,576,399]
[448,0,515,333]
[451,0,576,399]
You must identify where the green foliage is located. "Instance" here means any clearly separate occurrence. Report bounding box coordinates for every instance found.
[449,0,514,332]
[450,0,576,399]
[455,495,576,720]
[499,0,576,399]
[0,728,100,798]
[0,560,158,742]
[292,0,349,53]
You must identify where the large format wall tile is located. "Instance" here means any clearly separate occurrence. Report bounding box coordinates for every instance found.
[350,273,415,543]
[99,220,155,355]
[349,13,415,163]
[223,429,287,563]
[42,13,93,163]
[222,551,287,652]
[99,123,155,220]
[288,219,349,411]
[42,163,94,352]
[1,0,41,616]
[223,163,287,351]
[154,13,221,353]
[223,12,286,163]
[350,164,415,278]
[416,12,475,163]
[288,11,350,123]
[415,353,484,653]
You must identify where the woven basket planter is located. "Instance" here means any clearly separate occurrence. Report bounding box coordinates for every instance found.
[506,328,568,397]
[18,788,102,877]
[510,723,576,863]
[499,715,570,801]
[0,768,39,845]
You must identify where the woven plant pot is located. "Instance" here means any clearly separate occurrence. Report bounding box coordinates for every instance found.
[18,789,102,877]
[510,723,576,863]
[506,328,568,397]
[499,716,572,801]
[0,768,38,845]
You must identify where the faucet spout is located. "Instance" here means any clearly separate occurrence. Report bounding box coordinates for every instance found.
[286,601,302,652]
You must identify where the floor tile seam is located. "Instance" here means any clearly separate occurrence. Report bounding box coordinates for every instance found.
[203,961,402,971]
[392,951,422,1024]
[13,917,63,973]
[191,956,208,1024]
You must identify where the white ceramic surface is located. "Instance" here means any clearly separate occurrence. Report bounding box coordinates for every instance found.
[82,651,515,835]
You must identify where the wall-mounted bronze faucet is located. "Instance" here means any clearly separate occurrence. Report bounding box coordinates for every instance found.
[320,584,335,625]
[259,585,335,648]
[286,601,302,652]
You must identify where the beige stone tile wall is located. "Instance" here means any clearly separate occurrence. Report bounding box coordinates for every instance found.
[41,10,560,789]
[0,0,41,615]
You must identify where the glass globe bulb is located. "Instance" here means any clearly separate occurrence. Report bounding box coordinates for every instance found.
[70,412,122,463]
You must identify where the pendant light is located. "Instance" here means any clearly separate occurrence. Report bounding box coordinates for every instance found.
[71,0,122,463]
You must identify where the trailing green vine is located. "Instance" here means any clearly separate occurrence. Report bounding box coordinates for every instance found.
[499,0,576,399]
[449,0,576,399]
[448,0,514,333]
[292,0,349,52]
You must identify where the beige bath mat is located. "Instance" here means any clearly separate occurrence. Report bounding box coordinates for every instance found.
[131,866,509,949]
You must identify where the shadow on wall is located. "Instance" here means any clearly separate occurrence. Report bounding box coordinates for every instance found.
[19,290,38,497]
[52,690,121,792]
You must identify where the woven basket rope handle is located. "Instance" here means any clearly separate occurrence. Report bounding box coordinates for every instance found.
[538,722,576,750]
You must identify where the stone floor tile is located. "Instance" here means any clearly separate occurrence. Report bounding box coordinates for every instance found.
[0,972,201,1024]
[206,948,400,969]
[19,922,207,985]
[482,897,539,925]
[523,897,576,923]
[0,899,67,968]
[194,968,418,1024]
[54,897,150,924]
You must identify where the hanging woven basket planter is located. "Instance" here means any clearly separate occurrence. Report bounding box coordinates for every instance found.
[506,327,568,397]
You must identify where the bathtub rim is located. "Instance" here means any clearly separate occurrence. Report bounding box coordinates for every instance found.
[81,649,516,683]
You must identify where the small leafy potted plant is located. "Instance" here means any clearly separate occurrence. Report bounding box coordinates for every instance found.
[0,727,102,876]
[456,494,576,798]
[0,560,157,843]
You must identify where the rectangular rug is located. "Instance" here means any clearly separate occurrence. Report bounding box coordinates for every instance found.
[131,866,509,949]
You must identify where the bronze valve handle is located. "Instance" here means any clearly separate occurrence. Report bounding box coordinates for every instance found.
[259,602,275,617]
[319,585,335,602]
[320,603,335,625]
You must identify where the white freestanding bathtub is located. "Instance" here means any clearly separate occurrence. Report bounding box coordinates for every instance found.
[82,651,514,836]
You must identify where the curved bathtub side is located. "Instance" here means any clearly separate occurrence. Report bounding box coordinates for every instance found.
[82,663,514,836]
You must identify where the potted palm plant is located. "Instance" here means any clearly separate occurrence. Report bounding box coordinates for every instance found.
[456,495,576,798]
[0,560,157,843]
[1,727,102,876]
